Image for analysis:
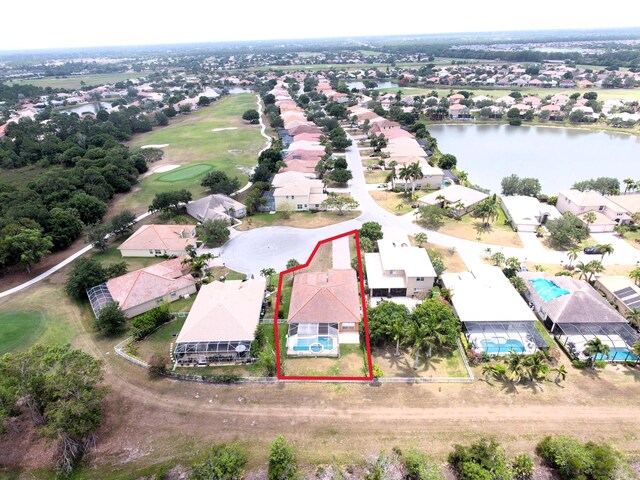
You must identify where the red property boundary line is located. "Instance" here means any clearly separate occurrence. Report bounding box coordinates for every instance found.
[273,230,374,381]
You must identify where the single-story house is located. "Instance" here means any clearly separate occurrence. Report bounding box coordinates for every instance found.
[441,266,546,356]
[286,269,361,357]
[519,272,639,362]
[417,184,489,216]
[173,278,266,365]
[595,276,640,318]
[186,194,246,222]
[87,256,196,319]
[365,237,436,298]
[500,196,561,232]
[118,224,197,257]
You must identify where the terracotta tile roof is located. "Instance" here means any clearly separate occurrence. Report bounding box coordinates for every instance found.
[119,224,197,252]
[288,269,360,324]
[106,256,195,311]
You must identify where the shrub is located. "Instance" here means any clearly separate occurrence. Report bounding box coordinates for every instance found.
[537,435,594,479]
[96,301,126,335]
[448,437,511,480]
[512,454,534,480]
[268,435,297,480]
[130,303,172,340]
[594,359,607,368]
[148,354,168,378]
[401,448,442,480]
[191,443,246,480]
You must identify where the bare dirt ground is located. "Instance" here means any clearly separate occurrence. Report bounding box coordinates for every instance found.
[437,221,524,248]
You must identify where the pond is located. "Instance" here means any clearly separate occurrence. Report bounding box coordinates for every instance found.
[347,81,398,90]
[426,124,640,194]
[59,101,112,115]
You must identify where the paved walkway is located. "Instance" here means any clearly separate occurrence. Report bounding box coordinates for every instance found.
[332,236,351,269]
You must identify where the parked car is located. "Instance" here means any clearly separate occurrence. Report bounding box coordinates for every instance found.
[583,245,604,255]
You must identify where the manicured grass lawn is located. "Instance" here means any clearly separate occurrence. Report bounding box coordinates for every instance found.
[378,85,640,102]
[11,72,150,89]
[92,242,165,272]
[234,210,360,231]
[369,190,415,215]
[0,312,46,354]
[364,170,389,184]
[156,164,213,183]
[135,317,185,361]
[120,94,265,214]
[284,343,369,377]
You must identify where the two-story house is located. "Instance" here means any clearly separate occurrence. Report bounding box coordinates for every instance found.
[556,189,631,232]
[272,171,327,212]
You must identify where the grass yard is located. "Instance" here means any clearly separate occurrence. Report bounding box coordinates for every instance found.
[117,94,265,214]
[234,210,360,231]
[306,242,334,273]
[364,170,389,184]
[429,205,523,248]
[284,344,369,377]
[371,345,470,378]
[156,164,213,183]
[378,85,640,102]
[0,312,46,354]
[10,72,150,89]
[135,317,185,362]
[369,190,415,215]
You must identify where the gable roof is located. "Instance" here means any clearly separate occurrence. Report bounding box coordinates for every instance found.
[176,278,266,343]
[288,269,360,324]
[119,224,197,252]
[105,256,196,311]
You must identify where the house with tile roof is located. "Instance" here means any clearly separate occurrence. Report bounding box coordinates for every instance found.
[556,189,631,232]
[173,278,266,365]
[286,269,361,356]
[118,224,197,257]
[87,256,196,319]
[186,194,246,222]
[272,171,327,211]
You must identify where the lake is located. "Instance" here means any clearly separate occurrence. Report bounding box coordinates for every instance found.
[60,102,112,115]
[426,124,640,194]
[347,81,398,90]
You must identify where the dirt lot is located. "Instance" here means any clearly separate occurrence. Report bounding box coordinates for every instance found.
[372,345,469,378]
[437,220,524,248]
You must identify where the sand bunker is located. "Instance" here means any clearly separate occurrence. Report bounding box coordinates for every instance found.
[212,127,238,132]
[153,164,180,173]
[141,144,169,149]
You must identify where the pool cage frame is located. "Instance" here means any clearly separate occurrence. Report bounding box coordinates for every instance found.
[287,323,339,357]
[86,283,114,318]
[553,322,640,362]
[174,340,253,365]
[463,321,548,356]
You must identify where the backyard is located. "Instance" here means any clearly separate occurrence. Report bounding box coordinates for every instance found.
[371,345,470,379]
[113,93,266,214]
[234,210,360,231]
[285,344,370,377]
[369,190,415,215]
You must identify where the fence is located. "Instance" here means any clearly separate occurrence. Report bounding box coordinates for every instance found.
[114,337,149,369]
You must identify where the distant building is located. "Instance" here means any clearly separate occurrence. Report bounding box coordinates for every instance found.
[118,224,197,257]
[186,194,246,222]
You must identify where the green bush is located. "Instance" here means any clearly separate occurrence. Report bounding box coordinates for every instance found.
[268,435,297,480]
[191,443,246,480]
[594,359,607,368]
[448,437,511,480]
[512,454,534,480]
[401,448,442,480]
[572,360,589,368]
[130,303,172,340]
[537,435,625,480]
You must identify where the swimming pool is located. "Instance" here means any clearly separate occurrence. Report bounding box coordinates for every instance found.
[292,336,335,353]
[530,278,570,302]
[481,339,525,354]
[595,347,639,362]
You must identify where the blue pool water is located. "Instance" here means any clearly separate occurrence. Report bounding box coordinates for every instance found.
[530,278,570,302]
[595,347,639,362]
[292,336,334,352]
[481,339,525,354]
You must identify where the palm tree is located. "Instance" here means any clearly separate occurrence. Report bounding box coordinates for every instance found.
[391,317,405,357]
[583,211,597,233]
[552,364,568,384]
[625,307,640,329]
[181,252,214,278]
[453,200,465,217]
[623,177,636,193]
[599,243,614,262]
[504,351,528,384]
[260,267,276,289]
[585,260,604,282]
[408,162,423,196]
[525,352,549,383]
[505,256,521,270]
[457,170,468,185]
[435,194,446,208]
[632,211,640,226]
[414,232,428,247]
[584,337,610,368]
[629,267,640,286]
[407,319,432,370]
[490,251,506,267]
[482,363,506,382]
[632,342,640,360]
[566,247,580,269]
[398,165,411,193]
[575,261,590,281]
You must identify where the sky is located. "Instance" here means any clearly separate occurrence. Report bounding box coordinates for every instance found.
[2,0,639,52]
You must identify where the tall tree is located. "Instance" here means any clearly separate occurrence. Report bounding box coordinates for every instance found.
[2,228,53,273]
[584,337,610,367]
